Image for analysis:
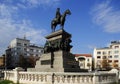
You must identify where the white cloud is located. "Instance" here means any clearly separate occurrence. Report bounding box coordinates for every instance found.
[0,2,48,55]
[87,45,96,49]
[9,0,60,9]
[91,1,120,33]
[0,4,18,18]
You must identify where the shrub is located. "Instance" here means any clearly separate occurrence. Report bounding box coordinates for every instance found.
[0,80,14,84]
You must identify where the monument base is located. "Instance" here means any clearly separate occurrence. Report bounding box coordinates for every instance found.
[27,29,80,72]
[28,50,80,72]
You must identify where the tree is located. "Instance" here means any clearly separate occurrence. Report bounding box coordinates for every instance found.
[6,48,14,69]
[101,58,110,70]
[18,55,40,70]
[18,55,27,69]
[112,62,118,68]
[27,56,40,67]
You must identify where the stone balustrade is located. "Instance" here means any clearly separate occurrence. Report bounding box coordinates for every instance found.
[53,72,117,84]
[4,68,118,84]
[18,72,53,84]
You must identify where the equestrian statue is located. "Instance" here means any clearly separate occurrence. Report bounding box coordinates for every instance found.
[51,8,71,32]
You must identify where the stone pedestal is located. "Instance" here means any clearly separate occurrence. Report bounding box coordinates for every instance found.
[28,29,80,72]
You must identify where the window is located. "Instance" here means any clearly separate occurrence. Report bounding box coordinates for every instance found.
[24,53,27,56]
[87,59,89,62]
[24,48,27,51]
[27,53,30,56]
[30,49,34,52]
[108,56,112,58]
[97,56,101,59]
[114,50,119,54]
[36,50,39,52]
[103,56,107,59]
[103,51,106,55]
[17,48,21,51]
[97,51,101,54]
[108,51,111,54]
[14,52,17,55]
[30,54,33,56]
[114,60,118,62]
[108,60,112,63]
[24,44,27,46]
[17,43,21,46]
[115,46,119,49]
[39,50,41,52]
[114,55,119,58]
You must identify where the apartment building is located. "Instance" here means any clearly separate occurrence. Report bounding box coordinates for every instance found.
[94,41,120,70]
[74,54,92,70]
[6,37,43,68]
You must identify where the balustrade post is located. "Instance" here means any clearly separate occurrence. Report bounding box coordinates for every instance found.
[89,76,92,83]
[116,71,119,83]
[35,74,37,82]
[69,76,72,83]
[58,75,61,83]
[79,76,82,83]
[64,75,68,83]
[4,71,6,79]
[93,73,98,84]
[46,73,52,84]
[74,76,77,83]
[13,67,24,84]
[84,76,87,83]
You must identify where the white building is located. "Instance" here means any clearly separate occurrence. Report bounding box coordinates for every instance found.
[6,37,43,68]
[94,41,120,70]
[74,54,92,70]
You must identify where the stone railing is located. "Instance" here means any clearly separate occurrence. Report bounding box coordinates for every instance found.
[4,68,118,84]
[54,72,117,84]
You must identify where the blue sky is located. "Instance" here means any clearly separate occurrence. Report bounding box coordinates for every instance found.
[0,0,120,55]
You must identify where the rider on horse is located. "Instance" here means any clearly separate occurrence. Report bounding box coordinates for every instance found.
[55,8,61,22]
[51,8,71,32]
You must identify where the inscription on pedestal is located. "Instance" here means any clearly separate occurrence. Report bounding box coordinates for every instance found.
[41,60,51,65]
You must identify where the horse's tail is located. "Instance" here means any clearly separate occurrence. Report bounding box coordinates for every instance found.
[51,20,55,32]
[51,20,53,29]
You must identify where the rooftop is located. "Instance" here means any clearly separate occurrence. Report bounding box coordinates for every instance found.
[74,54,92,57]
[111,41,120,44]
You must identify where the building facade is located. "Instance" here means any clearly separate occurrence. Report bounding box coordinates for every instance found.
[74,54,92,70]
[6,37,43,68]
[94,41,120,70]
[0,56,4,68]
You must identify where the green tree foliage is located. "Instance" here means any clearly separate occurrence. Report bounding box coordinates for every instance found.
[0,80,15,84]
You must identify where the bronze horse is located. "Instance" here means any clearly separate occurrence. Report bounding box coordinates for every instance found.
[51,9,71,32]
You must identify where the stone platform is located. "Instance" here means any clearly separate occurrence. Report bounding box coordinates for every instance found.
[28,29,80,72]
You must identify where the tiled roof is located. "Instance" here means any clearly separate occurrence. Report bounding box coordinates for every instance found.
[74,54,92,57]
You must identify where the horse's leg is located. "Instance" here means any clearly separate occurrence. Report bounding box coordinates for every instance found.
[51,22,53,32]
[52,25,55,32]
[51,23,55,32]
[60,22,64,29]
[53,27,55,32]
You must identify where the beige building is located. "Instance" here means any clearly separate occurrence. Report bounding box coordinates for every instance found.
[94,41,120,69]
[74,54,92,70]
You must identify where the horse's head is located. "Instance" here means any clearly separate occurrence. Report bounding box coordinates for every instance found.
[65,9,71,15]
